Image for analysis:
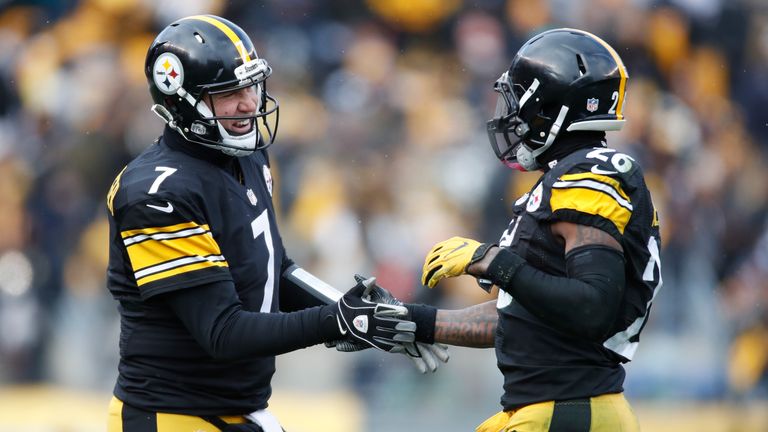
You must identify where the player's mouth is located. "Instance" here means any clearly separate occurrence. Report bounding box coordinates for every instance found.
[229,118,254,135]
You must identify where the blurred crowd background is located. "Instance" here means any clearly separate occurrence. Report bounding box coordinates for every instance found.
[0,0,767,430]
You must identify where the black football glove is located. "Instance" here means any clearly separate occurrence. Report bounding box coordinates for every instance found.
[336,276,416,352]
[323,277,412,353]
[324,338,368,352]
[354,274,450,373]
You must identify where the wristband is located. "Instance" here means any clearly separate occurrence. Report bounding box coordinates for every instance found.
[468,243,497,269]
[405,303,437,344]
[484,247,527,291]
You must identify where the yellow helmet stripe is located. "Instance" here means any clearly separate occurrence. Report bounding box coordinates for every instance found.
[183,15,251,63]
[566,28,628,119]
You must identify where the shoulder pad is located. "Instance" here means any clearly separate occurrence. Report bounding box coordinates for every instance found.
[110,158,204,216]
[554,147,639,179]
[541,148,638,237]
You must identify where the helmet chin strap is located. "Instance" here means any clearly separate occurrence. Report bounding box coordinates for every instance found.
[516,105,570,171]
[215,121,258,157]
[515,146,539,171]
[195,98,259,157]
[151,103,197,144]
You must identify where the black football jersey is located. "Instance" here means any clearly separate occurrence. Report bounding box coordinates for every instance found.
[106,129,285,414]
[494,146,662,410]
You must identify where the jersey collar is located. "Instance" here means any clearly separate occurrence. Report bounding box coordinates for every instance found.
[162,125,235,167]
[538,131,607,172]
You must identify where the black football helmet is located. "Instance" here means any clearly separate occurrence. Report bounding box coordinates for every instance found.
[145,15,279,156]
[487,28,628,171]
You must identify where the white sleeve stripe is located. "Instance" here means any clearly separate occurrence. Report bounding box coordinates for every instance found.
[134,254,226,279]
[604,238,663,359]
[552,179,633,211]
[287,267,343,303]
[123,227,209,246]
[603,281,661,359]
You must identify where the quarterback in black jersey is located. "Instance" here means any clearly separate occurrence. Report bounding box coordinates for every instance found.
[104,15,447,432]
[414,29,662,431]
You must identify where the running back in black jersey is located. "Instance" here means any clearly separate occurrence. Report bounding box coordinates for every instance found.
[494,146,662,410]
[105,128,286,414]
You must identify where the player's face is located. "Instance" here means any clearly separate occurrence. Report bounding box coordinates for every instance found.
[208,84,262,135]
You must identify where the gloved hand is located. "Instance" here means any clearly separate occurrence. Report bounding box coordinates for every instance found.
[398,341,450,373]
[422,236,495,288]
[336,276,416,351]
[325,326,449,373]
[324,338,369,352]
[328,333,439,362]
[357,274,449,373]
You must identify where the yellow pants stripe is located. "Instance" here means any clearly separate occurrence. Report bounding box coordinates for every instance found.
[475,393,640,432]
[108,397,249,432]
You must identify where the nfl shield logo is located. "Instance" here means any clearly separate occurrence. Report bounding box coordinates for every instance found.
[353,315,368,333]
[246,189,258,206]
[586,98,599,112]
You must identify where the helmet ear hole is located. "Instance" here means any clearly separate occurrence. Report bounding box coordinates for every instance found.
[576,54,587,75]
[162,95,181,113]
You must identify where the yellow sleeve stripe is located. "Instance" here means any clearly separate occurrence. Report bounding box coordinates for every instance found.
[135,256,228,286]
[550,187,632,234]
[125,230,223,270]
[559,172,631,202]
[552,178,632,211]
[106,166,127,216]
[183,15,251,63]
[121,221,207,239]
[120,221,228,286]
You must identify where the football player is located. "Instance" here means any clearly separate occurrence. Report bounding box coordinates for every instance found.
[105,15,446,432]
[410,28,663,431]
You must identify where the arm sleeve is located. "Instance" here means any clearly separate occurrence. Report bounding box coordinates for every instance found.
[163,279,341,360]
[485,245,625,341]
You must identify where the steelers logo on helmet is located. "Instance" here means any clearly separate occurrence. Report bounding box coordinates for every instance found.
[153,53,184,95]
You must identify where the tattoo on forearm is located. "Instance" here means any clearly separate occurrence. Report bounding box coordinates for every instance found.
[435,301,497,348]
[571,224,619,250]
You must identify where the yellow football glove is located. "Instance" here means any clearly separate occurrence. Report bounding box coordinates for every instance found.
[421,236,494,288]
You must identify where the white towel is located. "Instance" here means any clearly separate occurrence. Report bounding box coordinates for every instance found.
[245,408,282,432]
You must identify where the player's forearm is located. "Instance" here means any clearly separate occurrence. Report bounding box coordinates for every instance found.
[165,280,340,359]
[434,301,497,348]
[471,246,625,341]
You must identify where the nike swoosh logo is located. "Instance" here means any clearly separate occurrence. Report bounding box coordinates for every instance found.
[446,241,469,257]
[591,165,618,175]
[146,202,174,213]
[336,315,347,336]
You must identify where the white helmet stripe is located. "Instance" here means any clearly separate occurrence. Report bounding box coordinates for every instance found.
[542,105,570,148]
[517,78,540,111]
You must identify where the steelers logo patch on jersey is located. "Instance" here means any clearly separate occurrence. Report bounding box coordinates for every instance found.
[527,183,543,212]
[153,53,184,95]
